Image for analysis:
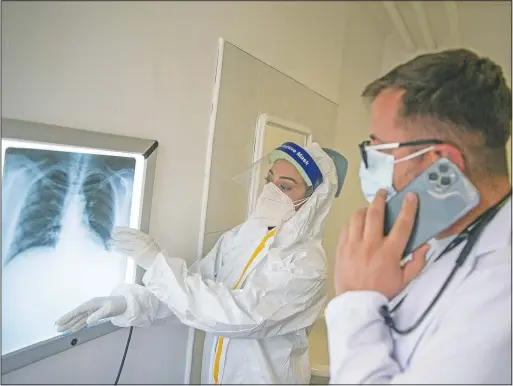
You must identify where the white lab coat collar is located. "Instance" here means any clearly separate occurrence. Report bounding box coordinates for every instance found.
[470,197,511,260]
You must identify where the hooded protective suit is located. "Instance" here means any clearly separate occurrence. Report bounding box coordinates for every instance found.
[106,143,339,384]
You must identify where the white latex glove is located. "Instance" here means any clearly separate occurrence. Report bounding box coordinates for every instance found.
[108,226,162,270]
[55,296,128,333]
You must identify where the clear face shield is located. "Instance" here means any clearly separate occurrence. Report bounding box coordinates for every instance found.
[232,142,324,215]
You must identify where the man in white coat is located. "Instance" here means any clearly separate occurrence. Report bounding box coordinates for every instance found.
[56,142,348,384]
[327,49,511,384]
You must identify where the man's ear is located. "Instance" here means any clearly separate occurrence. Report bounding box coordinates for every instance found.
[428,144,465,171]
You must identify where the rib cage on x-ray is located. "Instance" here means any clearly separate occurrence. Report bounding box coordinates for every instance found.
[7,167,70,264]
[81,161,123,250]
[2,148,136,266]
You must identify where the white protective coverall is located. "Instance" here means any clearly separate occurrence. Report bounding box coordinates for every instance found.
[109,143,338,384]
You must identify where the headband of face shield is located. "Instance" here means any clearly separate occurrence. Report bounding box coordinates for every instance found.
[358,139,442,203]
[269,142,324,191]
[232,142,323,194]
[274,144,349,198]
[232,142,324,227]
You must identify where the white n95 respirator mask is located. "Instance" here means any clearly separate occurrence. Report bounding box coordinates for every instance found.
[252,183,306,228]
[359,146,435,203]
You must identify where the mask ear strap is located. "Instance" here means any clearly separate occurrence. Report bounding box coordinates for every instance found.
[293,197,309,208]
[394,145,435,164]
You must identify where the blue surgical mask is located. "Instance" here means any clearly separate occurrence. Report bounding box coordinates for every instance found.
[359,146,435,203]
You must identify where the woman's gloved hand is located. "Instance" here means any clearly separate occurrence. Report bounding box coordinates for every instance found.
[55,296,128,333]
[108,227,162,270]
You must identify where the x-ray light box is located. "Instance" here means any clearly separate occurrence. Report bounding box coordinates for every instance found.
[1,118,159,374]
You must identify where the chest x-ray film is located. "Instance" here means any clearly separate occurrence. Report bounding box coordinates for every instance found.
[1,118,158,369]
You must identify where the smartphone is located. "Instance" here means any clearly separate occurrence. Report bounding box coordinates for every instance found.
[384,158,480,258]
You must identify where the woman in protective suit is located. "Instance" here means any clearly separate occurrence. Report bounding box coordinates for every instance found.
[56,142,347,384]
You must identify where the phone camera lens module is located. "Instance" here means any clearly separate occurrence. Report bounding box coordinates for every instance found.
[440,176,451,186]
[428,172,439,181]
[438,163,449,173]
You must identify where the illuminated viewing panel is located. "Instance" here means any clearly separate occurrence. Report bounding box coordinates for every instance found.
[2,138,146,356]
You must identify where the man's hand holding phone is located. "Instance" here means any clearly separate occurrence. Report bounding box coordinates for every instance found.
[334,189,429,299]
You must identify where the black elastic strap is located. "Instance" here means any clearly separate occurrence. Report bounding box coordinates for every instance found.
[382,191,511,335]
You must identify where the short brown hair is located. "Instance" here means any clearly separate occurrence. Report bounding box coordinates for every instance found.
[362,49,512,176]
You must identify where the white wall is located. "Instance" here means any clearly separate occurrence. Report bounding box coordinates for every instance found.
[320,2,389,301]
[381,2,512,80]
[1,1,349,383]
[456,2,512,174]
